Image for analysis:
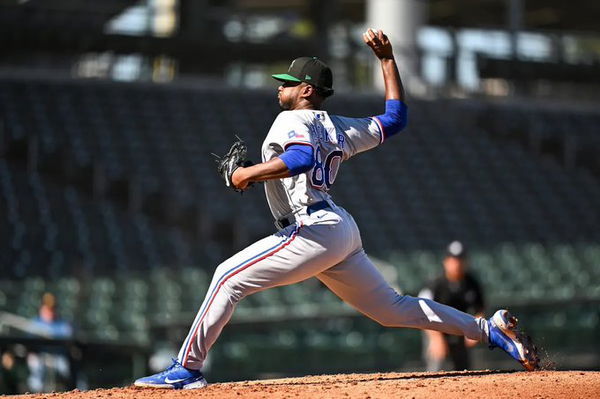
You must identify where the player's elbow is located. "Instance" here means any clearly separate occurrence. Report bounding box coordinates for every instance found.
[377,100,408,139]
[390,113,408,134]
[396,108,408,132]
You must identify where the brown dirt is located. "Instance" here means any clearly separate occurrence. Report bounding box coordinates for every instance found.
[8,370,600,399]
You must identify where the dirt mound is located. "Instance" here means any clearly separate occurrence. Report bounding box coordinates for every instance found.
[12,370,600,399]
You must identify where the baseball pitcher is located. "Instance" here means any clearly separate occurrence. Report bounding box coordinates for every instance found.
[134,29,539,389]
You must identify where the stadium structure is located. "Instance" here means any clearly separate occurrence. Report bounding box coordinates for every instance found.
[0,0,598,394]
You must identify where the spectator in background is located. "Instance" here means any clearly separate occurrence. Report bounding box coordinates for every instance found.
[30,293,73,338]
[1,349,19,394]
[27,292,73,392]
[1,346,30,394]
[419,241,485,371]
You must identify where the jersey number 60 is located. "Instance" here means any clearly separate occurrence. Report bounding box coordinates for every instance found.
[311,148,343,189]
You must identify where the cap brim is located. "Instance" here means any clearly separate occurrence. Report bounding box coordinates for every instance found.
[272,73,302,83]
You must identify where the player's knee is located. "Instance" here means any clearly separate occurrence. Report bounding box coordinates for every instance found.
[370,294,410,327]
[211,263,245,303]
[222,277,257,303]
[214,261,231,278]
[212,262,267,303]
[220,282,243,304]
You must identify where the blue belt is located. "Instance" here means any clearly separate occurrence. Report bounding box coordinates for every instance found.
[276,200,331,229]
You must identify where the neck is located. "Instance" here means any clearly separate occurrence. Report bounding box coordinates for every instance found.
[292,97,321,111]
[292,104,317,111]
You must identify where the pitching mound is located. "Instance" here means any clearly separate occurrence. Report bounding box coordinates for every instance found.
[13,370,600,399]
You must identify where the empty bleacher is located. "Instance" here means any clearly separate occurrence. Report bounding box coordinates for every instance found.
[0,159,207,280]
[1,76,599,346]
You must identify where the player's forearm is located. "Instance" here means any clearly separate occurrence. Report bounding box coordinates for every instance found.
[380,58,405,102]
[232,158,291,187]
[374,58,408,138]
[363,29,405,102]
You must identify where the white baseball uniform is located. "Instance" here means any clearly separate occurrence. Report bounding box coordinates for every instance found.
[177,109,489,369]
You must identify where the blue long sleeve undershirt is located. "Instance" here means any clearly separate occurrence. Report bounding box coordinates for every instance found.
[374,99,408,140]
[279,144,315,176]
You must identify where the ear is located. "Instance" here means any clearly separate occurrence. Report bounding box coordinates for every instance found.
[299,84,315,99]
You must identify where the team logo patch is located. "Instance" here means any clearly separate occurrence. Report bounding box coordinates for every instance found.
[288,130,305,139]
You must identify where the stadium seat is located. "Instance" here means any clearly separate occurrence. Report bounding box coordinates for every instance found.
[1,77,599,344]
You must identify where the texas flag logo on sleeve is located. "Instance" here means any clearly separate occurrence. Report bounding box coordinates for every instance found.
[287,130,305,139]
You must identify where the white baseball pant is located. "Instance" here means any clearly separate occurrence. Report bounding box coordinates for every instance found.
[177,204,489,369]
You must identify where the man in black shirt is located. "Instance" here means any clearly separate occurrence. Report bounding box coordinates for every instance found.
[419,241,485,371]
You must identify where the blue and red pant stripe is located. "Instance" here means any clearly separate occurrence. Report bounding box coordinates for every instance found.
[180,224,302,365]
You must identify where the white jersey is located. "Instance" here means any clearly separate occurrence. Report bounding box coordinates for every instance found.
[262,110,384,220]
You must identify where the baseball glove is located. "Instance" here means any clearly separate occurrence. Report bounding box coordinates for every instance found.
[214,137,254,192]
